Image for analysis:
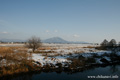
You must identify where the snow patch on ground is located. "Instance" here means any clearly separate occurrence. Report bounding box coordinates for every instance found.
[32,54,71,67]
[32,46,115,67]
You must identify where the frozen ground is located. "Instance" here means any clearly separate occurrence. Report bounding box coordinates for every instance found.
[0,43,119,68]
[0,43,98,47]
[31,44,114,67]
[0,43,24,47]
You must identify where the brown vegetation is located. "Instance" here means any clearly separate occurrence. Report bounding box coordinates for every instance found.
[0,46,39,77]
[83,46,95,48]
[34,50,56,53]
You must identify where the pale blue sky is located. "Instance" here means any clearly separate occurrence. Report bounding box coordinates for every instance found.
[0,0,120,43]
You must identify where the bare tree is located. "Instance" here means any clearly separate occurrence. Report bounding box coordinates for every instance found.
[101,39,109,47]
[25,36,42,52]
[108,39,116,47]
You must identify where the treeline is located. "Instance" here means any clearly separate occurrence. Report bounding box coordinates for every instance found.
[99,39,120,50]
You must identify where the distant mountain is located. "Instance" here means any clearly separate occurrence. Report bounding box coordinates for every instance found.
[42,37,89,44]
[0,37,89,44]
[0,39,25,42]
[43,37,68,43]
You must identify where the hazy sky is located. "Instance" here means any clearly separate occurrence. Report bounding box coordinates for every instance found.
[0,0,120,43]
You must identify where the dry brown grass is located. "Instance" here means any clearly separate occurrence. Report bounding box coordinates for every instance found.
[34,50,56,53]
[82,46,95,48]
[0,64,29,76]
[38,47,51,50]
[38,47,58,50]
[0,46,37,77]
[0,47,14,53]
[0,61,39,77]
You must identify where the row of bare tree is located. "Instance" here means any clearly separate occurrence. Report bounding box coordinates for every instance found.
[25,36,120,51]
[100,39,120,50]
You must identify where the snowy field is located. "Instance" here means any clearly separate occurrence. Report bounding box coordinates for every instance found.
[0,43,98,47]
[30,43,113,67]
[0,43,24,47]
[1,43,119,68]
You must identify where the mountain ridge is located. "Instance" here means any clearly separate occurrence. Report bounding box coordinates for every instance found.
[42,37,89,44]
[0,37,89,44]
[42,37,68,43]
[0,39,25,42]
